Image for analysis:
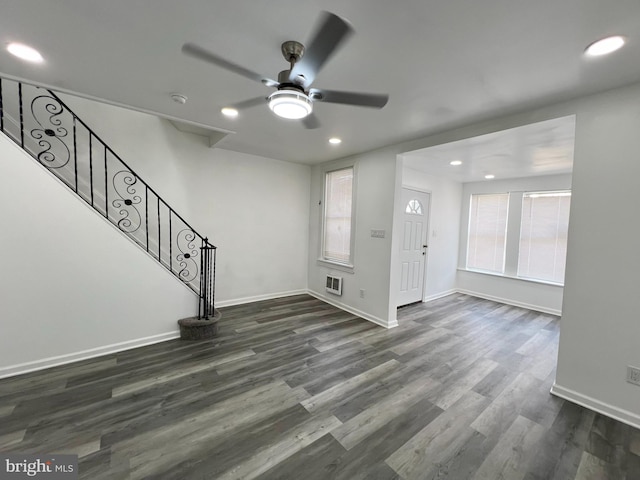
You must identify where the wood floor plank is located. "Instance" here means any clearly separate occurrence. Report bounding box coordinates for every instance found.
[235,307,337,332]
[421,429,499,480]
[0,404,16,418]
[0,429,25,449]
[299,350,399,396]
[574,451,614,480]
[215,343,317,376]
[282,341,377,388]
[385,390,490,479]
[331,372,440,449]
[292,312,360,333]
[215,414,342,480]
[516,329,557,356]
[522,401,595,480]
[472,364,520,400]
[519,374,564,429]
[301,359,402,413]
[100,377,282,448]
[428,357,498,410]
[312,321,377,343]
[131,404,321,480]
[56,438,102,459]
[470,372,541,437]
[1,293,638,479]
[399,332,465,367]
[253,434,347,480]
[326,397,443,480]
[389,326,451,355]
[265,397,442,480]
[328,362,440,423]
[111,348,255,397]
[312,325,382,352]
[112,381,310,460]
[472,415,546,480]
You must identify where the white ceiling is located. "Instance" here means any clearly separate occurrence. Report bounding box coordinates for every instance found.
[1,1,640,165]
[402,115,575,183]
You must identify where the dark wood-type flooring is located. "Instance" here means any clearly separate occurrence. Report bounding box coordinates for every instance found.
[1,294,639,479]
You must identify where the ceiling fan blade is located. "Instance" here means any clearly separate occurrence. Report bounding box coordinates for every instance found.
[230,96,267,110]
[302,113,321,129]
[310,89,389,108]
[182,43,278,87]
[289,12,354,88]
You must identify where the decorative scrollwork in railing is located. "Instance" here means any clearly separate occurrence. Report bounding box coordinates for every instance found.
[176,229,200,282]
[29,94,70,168]
[1,78,217,309]
[112,170,142,233]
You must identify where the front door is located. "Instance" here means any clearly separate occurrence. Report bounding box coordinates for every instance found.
[398,188,430,307]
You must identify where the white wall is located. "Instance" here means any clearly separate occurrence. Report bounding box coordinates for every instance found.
[0,134,196,377]
[457,173,571,315]
[456,271,564,315]
[401,167,462,302]
[311,81,640,426]
[553,84,640,427]
[59,95,311,305]
[308,150,398,327]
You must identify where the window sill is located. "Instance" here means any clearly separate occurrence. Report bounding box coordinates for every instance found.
[457,268,564,287]
[317,258,355,274]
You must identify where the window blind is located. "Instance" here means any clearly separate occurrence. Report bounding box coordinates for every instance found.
[518,191,571,283]
[323,167,353,263]
[467,193,509,273]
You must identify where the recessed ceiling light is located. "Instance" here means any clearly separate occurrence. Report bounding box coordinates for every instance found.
[484,174,495,179]
[221,107,238,118]
[329,137,342,145]
[450,160,462,166]
[585,35,626,56]
[7,42,44,63]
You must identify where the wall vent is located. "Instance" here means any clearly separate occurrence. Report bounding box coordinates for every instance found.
[325,275,343,296]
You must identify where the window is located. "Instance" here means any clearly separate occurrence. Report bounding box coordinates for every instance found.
[467,193,509,273]
[518,191,571,283]
[405,199,423,215]
[322,166,354,264]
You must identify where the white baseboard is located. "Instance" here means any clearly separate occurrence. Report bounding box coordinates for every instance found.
[423,289,458,303]
[307,290,397,329]
[456,288,562,316]
[216,289,308,308]
[550,382,640,430]
[0,331,180,379]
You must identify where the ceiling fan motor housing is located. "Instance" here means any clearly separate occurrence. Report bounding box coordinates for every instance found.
[277,70,305,92]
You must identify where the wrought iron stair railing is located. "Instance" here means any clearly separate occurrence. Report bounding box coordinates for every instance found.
[0,77,216,319]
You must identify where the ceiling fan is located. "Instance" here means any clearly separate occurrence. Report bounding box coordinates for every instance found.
[181,11,389,129]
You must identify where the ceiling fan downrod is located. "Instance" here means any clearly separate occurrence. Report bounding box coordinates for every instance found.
[280,41,306,88]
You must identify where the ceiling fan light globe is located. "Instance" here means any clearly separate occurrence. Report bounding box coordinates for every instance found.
[268,90,312,119]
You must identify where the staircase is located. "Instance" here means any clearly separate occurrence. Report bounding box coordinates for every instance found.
[0,77,219,334]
